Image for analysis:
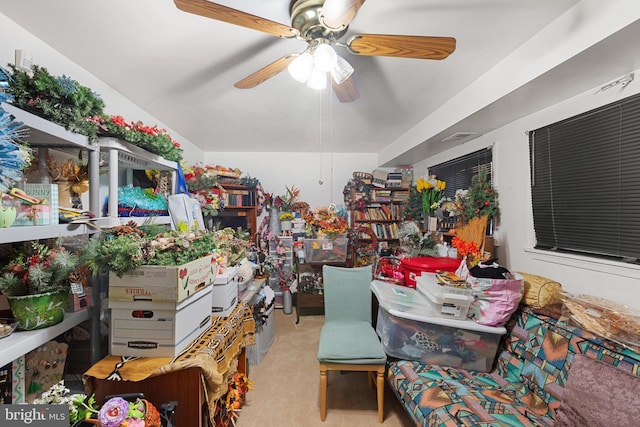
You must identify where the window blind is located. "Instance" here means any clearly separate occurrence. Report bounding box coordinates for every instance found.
[428,148,493,200]
[529,91,640,261]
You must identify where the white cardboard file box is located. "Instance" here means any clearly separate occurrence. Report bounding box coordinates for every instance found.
[372,280,505,372]
[109,255,217,303]
[246,305,275,366]
[109,285,212,358]
[212,278,238,317]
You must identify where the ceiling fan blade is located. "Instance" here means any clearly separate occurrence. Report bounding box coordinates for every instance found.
[332,76,360,103]
[174,0,298,38]
[234,53,299,89]
[320,0,366,29]
[347,34,456,60]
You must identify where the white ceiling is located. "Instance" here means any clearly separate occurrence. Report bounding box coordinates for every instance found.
[2,1,639,166]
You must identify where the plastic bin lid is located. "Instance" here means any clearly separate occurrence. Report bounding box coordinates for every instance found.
[371,280,506,334]
[400,257,461,271]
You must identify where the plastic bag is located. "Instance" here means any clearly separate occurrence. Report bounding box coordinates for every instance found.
[167,163,205,231]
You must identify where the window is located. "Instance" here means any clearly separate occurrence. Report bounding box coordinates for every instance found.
[529,91,640,262]
[428,148,493,200]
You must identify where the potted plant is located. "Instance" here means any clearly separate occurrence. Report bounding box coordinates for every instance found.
[415,175,446,231]
[279,211,294,232]
[0,241,86,330]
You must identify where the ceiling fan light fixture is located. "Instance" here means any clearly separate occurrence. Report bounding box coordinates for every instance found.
[306,66,327,90]
[288,52,314,83]
[331,55,354,85]
[313,43,338,72]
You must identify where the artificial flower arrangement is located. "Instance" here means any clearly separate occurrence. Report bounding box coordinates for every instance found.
[303,205,349,237]
[83,222,249,277]
[266,185,301,212]
[398,221,438,257]
[279,212,294,221]
[4,63,183,162]
[0,241,84,297]
[416,175,446,215]
[98,115,183,162]
[451,236,482,267]
[259,234,293,291]
[183,163,225,217]
[33,380,164,427]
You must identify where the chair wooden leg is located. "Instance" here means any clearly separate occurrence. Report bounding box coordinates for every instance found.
[376,366,385,423]
[319,364,328,422]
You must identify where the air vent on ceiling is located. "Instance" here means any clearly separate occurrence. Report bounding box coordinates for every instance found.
[442,132,480,143]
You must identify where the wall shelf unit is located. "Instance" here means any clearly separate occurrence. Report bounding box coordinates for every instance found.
[0,103,101,372]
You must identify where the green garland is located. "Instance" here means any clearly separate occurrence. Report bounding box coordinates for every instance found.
[5,63,183,162]
[6,64,105,139]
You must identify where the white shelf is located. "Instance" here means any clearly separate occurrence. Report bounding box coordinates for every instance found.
[0,309,90,367]
[0,223,99,244]
[99,137,178,171]
[94,215,172,228]
[1,103,98,151]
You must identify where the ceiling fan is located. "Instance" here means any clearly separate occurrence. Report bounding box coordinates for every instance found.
[174,0,456,102]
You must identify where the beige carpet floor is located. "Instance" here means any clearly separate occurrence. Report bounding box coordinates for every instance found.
[236,309,416,427]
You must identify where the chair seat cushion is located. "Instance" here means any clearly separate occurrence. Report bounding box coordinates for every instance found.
[318,321,387,364]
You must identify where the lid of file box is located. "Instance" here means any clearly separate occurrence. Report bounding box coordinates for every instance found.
[215,266,238,284]
[372,280,505,334]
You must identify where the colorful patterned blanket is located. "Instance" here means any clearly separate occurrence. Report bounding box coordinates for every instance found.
[84,302,255,423]
[387,306,640,426]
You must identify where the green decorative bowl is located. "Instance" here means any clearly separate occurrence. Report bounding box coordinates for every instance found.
[7,289,69,330]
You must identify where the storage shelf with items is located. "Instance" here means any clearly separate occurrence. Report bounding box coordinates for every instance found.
[267,235,293,308]
[0,104,100,388]
[97,137,177,228]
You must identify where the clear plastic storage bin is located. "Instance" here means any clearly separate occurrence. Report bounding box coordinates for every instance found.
[371,280,505,372]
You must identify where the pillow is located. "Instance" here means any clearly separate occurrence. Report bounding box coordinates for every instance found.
[516,272,563,308]
[554,354,640,426]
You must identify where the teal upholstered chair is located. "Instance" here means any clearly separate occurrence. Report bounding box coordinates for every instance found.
[317,265,387,423]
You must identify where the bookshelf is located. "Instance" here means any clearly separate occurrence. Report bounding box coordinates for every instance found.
[217,183,257,235]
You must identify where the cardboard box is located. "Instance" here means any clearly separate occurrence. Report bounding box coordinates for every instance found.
[13,183,59,226]
[214,266,238,285]
[372,280,505,372]
[211,279,238,317]
[109,255,217,303]
[109,285,213,358]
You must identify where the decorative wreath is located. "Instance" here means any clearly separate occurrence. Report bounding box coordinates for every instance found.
[348,224,378,266]
[343,178,371,209]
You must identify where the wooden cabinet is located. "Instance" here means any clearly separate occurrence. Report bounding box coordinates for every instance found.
[216,183,257,235]
[294,255,346,323]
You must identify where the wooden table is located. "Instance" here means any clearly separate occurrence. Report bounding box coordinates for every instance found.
[84,302,255,427]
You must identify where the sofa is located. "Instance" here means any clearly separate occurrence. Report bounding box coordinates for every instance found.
[386,305,640,426]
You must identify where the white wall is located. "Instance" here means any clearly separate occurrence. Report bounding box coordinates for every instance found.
[417,68,640,310]
[0,13,203,165]
[203,151,379,211]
